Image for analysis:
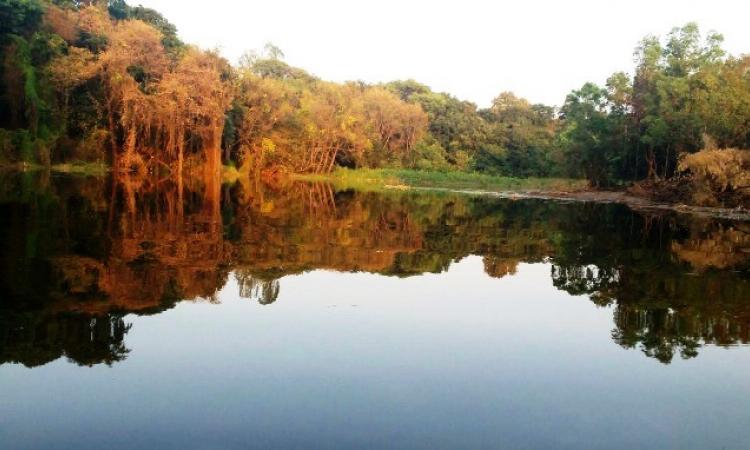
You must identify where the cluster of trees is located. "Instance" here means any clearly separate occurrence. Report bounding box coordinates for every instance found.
[384,81,559,176]
[1,0,229,182]
[224,48,427,174]
[0,1,429,175]
[559,23,750,189]
[0,0,571,178]
[1,1,749,202]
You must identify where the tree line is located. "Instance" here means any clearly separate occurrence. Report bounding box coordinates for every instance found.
[1,1,749,204]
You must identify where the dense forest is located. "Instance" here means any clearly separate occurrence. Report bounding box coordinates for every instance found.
[1,0,749,206]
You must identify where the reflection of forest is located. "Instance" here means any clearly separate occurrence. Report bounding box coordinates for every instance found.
[1,173,748,367]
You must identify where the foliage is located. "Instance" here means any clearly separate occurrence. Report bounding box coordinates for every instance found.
[0,0,44,43]
[385,81,563,176]
[225,65,428,174]
[0,1,747,206]
[387,80,487,168]
[558,83,621,187]
[0,1,229,172]
[677,148,750,206]
[408,137,451,171]
[478,92,558,176]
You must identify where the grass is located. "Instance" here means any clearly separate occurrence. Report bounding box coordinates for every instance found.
[0,161,110,176]
[294,168,587,193]
[50,162,109,176]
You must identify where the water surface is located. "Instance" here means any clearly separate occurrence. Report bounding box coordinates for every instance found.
[1,173,749,449]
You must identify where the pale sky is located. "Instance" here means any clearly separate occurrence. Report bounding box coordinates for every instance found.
[137,0,749,107]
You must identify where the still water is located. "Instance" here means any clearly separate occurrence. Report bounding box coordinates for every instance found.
[1,173,749,449]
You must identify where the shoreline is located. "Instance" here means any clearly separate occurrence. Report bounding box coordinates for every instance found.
[391,185,750,221]
[0,162,110,176]
[3,164,746,220]
[296,168,750,221]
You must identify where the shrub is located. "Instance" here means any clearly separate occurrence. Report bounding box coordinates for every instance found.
[678,148,750,207]
[410,139,450,171]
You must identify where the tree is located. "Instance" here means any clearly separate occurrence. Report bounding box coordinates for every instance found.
[559,83,619,187]
[0,0,43,43]
[631,23,727,179]
[263,42,284,60]
[478,92,557,176]
[107,0,128,20]
[361,86,427,167]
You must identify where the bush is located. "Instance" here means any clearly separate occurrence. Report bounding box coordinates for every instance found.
[472,143,507,175]
[409,139,451,171]
[678,148,750,207]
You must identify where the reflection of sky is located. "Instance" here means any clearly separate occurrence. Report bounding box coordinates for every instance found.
[2,257,750,449]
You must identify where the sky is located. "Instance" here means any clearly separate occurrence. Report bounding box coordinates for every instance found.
[137,0,749,107]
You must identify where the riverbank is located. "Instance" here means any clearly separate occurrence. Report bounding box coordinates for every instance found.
[429,188,750,221]
[295,168,750,221]
[0,161,109,176]
[3,164,745,220]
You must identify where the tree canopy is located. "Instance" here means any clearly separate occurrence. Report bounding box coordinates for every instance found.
[1,3,748,206]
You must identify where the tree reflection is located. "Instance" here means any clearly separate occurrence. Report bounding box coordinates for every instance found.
[0,172,748,366]
[550,215,750,363]
[0,312,130,367]
[235,270,280,305]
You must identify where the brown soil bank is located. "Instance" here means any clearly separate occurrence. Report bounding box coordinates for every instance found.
[396,186,750,221]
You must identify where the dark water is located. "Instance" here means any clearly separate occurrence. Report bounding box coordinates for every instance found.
[1,173,749,449]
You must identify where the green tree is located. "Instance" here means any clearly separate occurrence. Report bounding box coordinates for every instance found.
[477,92,557,176]
[0,0,43,43]
[559,83,619,187]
